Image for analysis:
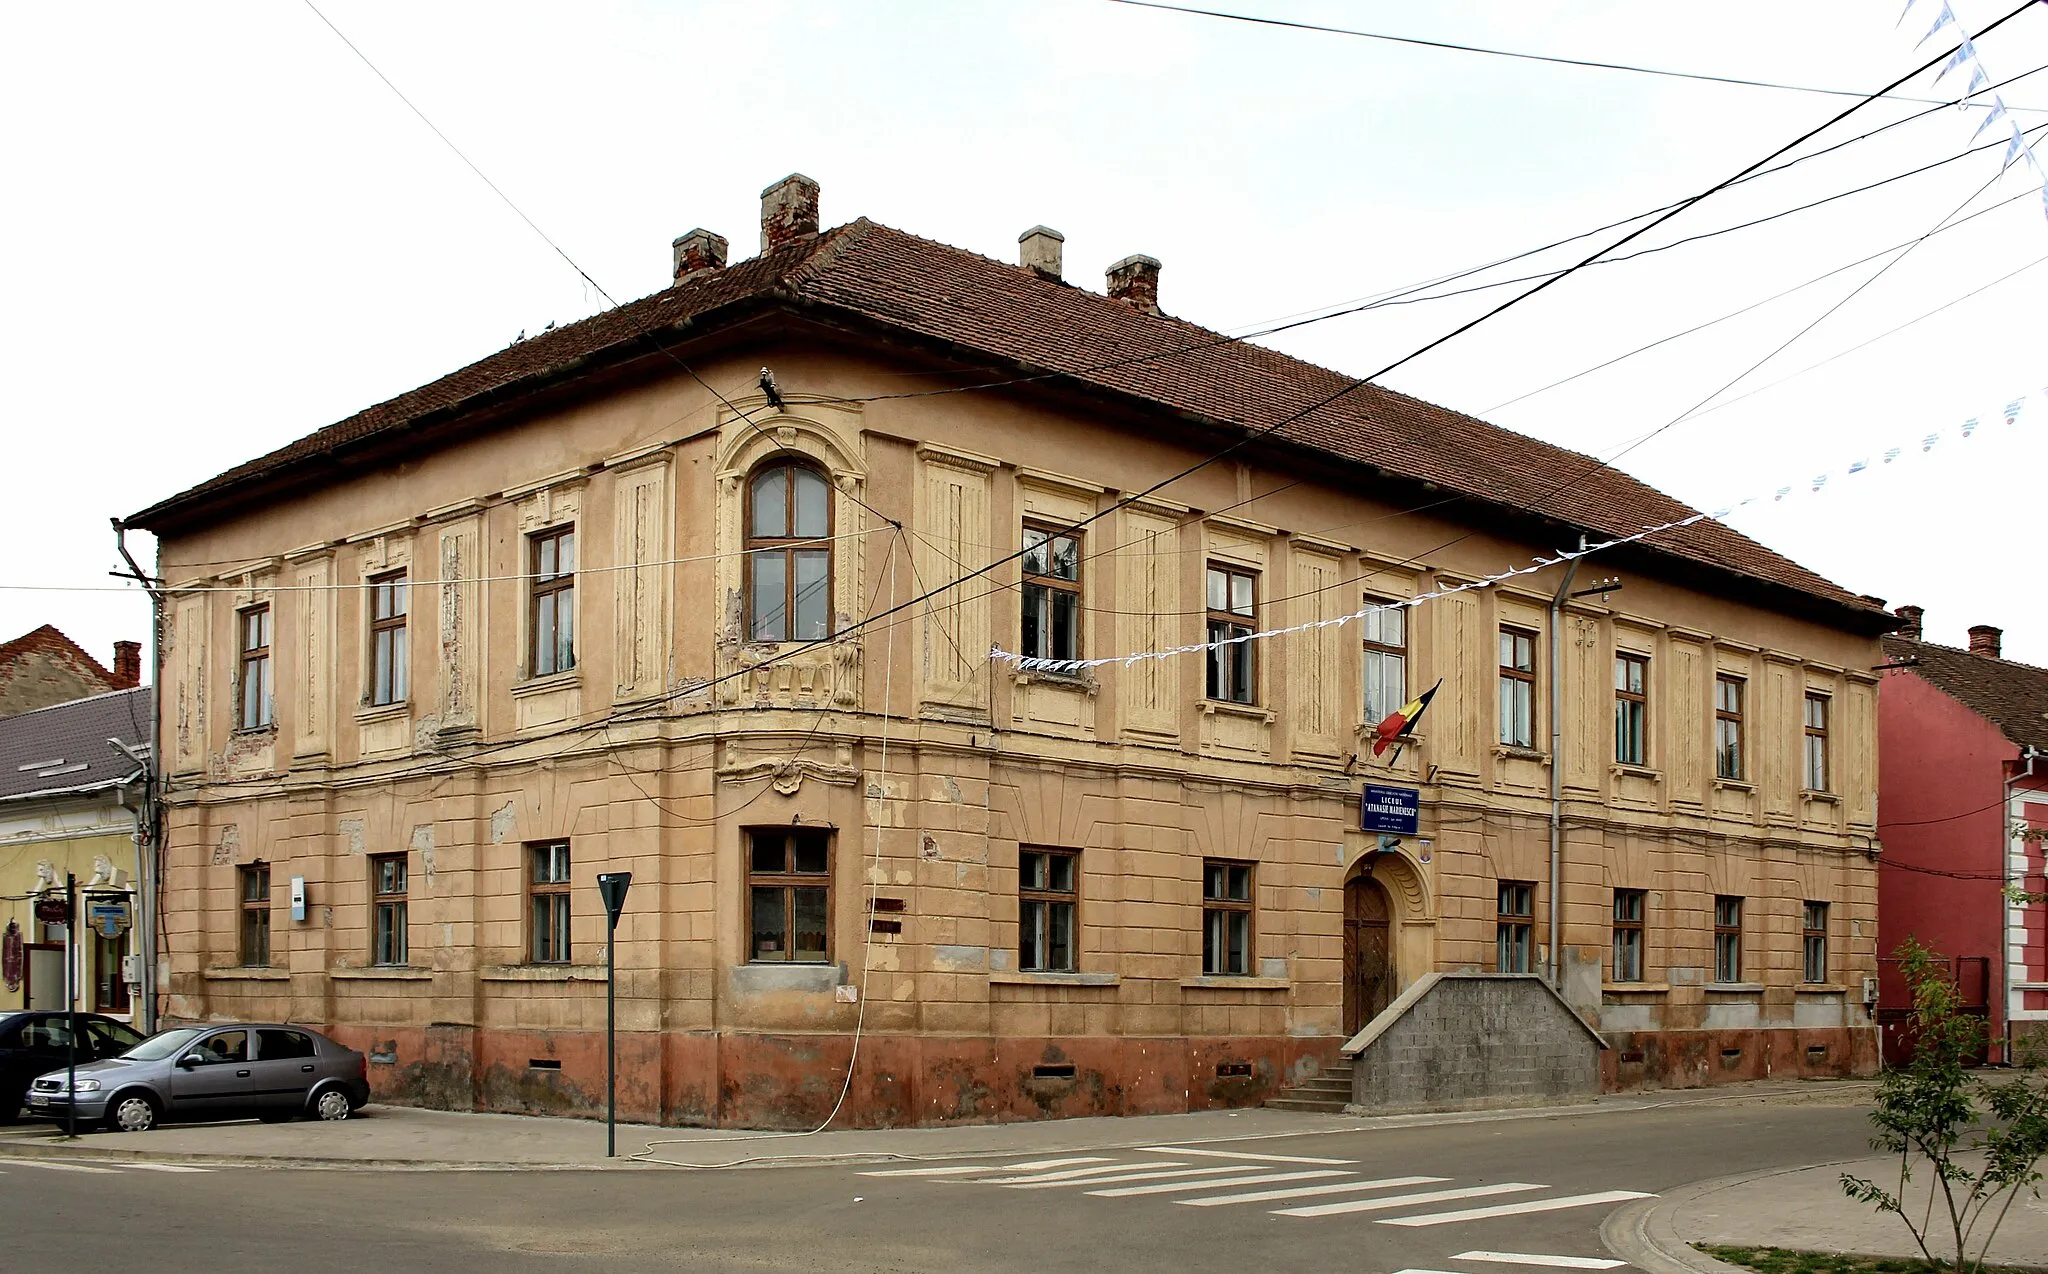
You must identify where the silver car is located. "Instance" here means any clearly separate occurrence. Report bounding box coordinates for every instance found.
[26,1022,371,1133]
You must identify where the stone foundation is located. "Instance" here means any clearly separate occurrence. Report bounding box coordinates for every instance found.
[1599,1025,1879,1089]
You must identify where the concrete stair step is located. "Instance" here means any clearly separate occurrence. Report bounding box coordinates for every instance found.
[1263,1097,1351,1113]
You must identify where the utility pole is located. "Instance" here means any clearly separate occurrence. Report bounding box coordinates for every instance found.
[110,520,162,1034]
[64,872,78,1140]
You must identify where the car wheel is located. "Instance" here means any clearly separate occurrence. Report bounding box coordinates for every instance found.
[108,1092,159,1134]
[313,1089,352,1121]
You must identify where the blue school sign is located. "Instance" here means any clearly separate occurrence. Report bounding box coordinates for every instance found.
[1359,784,1420,836]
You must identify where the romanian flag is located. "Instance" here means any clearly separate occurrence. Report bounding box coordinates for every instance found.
[1371,680,1441,758]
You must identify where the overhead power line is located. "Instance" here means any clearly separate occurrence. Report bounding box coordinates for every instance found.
[1108,0,2048,111]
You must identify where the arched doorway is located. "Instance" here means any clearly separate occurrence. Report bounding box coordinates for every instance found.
[1344,873,1396,1036]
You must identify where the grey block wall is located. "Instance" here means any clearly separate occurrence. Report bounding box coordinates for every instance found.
[1346,973,1605,1114]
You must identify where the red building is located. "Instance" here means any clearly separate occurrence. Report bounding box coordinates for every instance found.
[1877,609,2048,1063]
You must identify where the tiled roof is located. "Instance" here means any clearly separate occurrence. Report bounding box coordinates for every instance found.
[1885,636,2048,754]
[0,624,116,685]
[0,686,152,802]
[128,219,1881,622]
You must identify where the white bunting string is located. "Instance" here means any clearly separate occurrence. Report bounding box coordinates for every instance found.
[992,386,2041,674]
[1900,0,2048,222]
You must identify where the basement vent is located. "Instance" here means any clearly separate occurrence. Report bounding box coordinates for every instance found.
[869,918,903,935]
[1619,1051,1645,1065]
[1214,1061,1253,1078]
[528,1058,562,1071]
[1031,1064,1076,1080]
[1719,1048,1743,1068]
[1806,1045,1828,1062]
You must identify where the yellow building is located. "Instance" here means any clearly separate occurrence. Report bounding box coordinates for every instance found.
[1,687,152,1026]
[123,177,1889,1127]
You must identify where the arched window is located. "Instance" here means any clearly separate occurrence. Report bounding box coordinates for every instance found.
[746,461,832,641]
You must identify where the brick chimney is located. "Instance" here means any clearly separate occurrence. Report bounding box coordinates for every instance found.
[672,228,728,283]
[760,174,821,252]
[1892,605,1923,640]
[111,640,141,689]
[1968,624,2003,659]
[1106,254,1161,314]
[1019,226,1064,280]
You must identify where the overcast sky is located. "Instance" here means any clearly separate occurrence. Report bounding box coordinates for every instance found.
[4,0,2044,670]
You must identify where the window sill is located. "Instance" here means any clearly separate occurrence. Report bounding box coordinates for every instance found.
[354,701,410,724]
[510,671,580,698]
[1181,976,1290,990]
[1705,982,1765,994]
[203,966,289,981]
[1797,983,1849,994]
[1012,669,1098,694]
[1802,789,1840,804]
[1603,982,1671,994]
[1611,764,1661,782]
[1714,778,1755,792]
[331,966,434,981]
[480,963,606,982]
[1201,700,1274,724]
[230,724,278,740]
[1495,745,1548,762]
[990,970,1120,987]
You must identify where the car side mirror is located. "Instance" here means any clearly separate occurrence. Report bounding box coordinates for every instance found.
[177,1053,203,1070]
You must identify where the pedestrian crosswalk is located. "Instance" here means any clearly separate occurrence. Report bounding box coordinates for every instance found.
[0,1156,217,1174]
[856,1145,1653,1229]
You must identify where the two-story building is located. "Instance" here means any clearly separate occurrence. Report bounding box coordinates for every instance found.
[124,176,1891,1128]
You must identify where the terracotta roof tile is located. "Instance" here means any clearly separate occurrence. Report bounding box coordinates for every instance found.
[1885,636,2048,754]
[129,219,1876,619]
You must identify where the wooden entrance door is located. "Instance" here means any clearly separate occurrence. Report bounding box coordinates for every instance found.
[1343,875,1395,1036]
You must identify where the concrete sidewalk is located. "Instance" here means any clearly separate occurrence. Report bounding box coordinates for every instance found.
[0,1078,1866,1171]
[1606,1155,2048,1274]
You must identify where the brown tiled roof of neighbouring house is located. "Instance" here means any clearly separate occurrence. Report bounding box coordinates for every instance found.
[0,625,132,721]
[126,218,1884,624]
[1884,636,2048,754]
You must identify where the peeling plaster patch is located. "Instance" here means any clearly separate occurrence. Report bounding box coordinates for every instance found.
[1304,887,1322,903]
[212,825,240,866]
[989,948,1013,972]
[412,714,442,753]
[442,923,453,946]
[410,825,435,881]
[920,834,942,861]
[338,818,366,856]
[489,801,517,844]
[933,944,987,972]
[322,905,333,928]
[938,775,964,804]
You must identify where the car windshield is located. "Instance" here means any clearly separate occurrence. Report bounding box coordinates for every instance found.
[121,1027,206,1061]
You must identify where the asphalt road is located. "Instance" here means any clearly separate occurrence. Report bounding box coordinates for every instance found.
[0,1096,1875,1274]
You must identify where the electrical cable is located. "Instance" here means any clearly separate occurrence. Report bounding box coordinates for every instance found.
[1108,0,2048,112]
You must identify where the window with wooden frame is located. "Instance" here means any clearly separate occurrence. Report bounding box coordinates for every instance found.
[368,571,408,706]
[1713,895,1743,983]
[1496,880,1535,973]
[237,605,273,730]
[1019,848,1078,972]
[1611,889,1646,983]
[1361,599,1407,727]
[1715,675,1746,781]
[93,928,129,1013]
[1020,525,1081,664]
[745,461,832,643]
[529,527,576,677]
[1205,565,1257,705]
[1498,627,1537,748]
[1201,860,1254,976]
[1803,901,1829,984]
[238,864,270,966]
[529,841,571,964]
[747,828,832,963]
[1803,693,1831,791]
[1614,653,1648,766]
[371,853,408,967]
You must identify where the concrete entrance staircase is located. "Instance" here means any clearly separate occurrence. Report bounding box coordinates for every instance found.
[1264,1060,1354,1113]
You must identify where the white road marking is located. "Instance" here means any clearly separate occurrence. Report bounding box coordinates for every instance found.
[1135,1145,1355,1165]
[859,1157,1109,1177]
[1001,1165,1250,1190]
[1390,1268,1472,1274]
[1454,1251,1628,1269]
[1087,1169,1349,1198]
[0,1158,123,1175]
[972,1161,1185,1185]
[1179,1174,1452,1207]
[1275,1182,1543,1218]
[1380,1191,1656,1227]
[119,1163,215,1174]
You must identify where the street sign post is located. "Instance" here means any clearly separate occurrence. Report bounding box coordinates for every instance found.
[596,872,632,1158]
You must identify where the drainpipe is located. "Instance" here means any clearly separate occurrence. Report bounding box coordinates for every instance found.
[1547,545,1584,988]
[2007,746,2045,1065]
[111,519,163,1035]
[115,773,154,1034]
